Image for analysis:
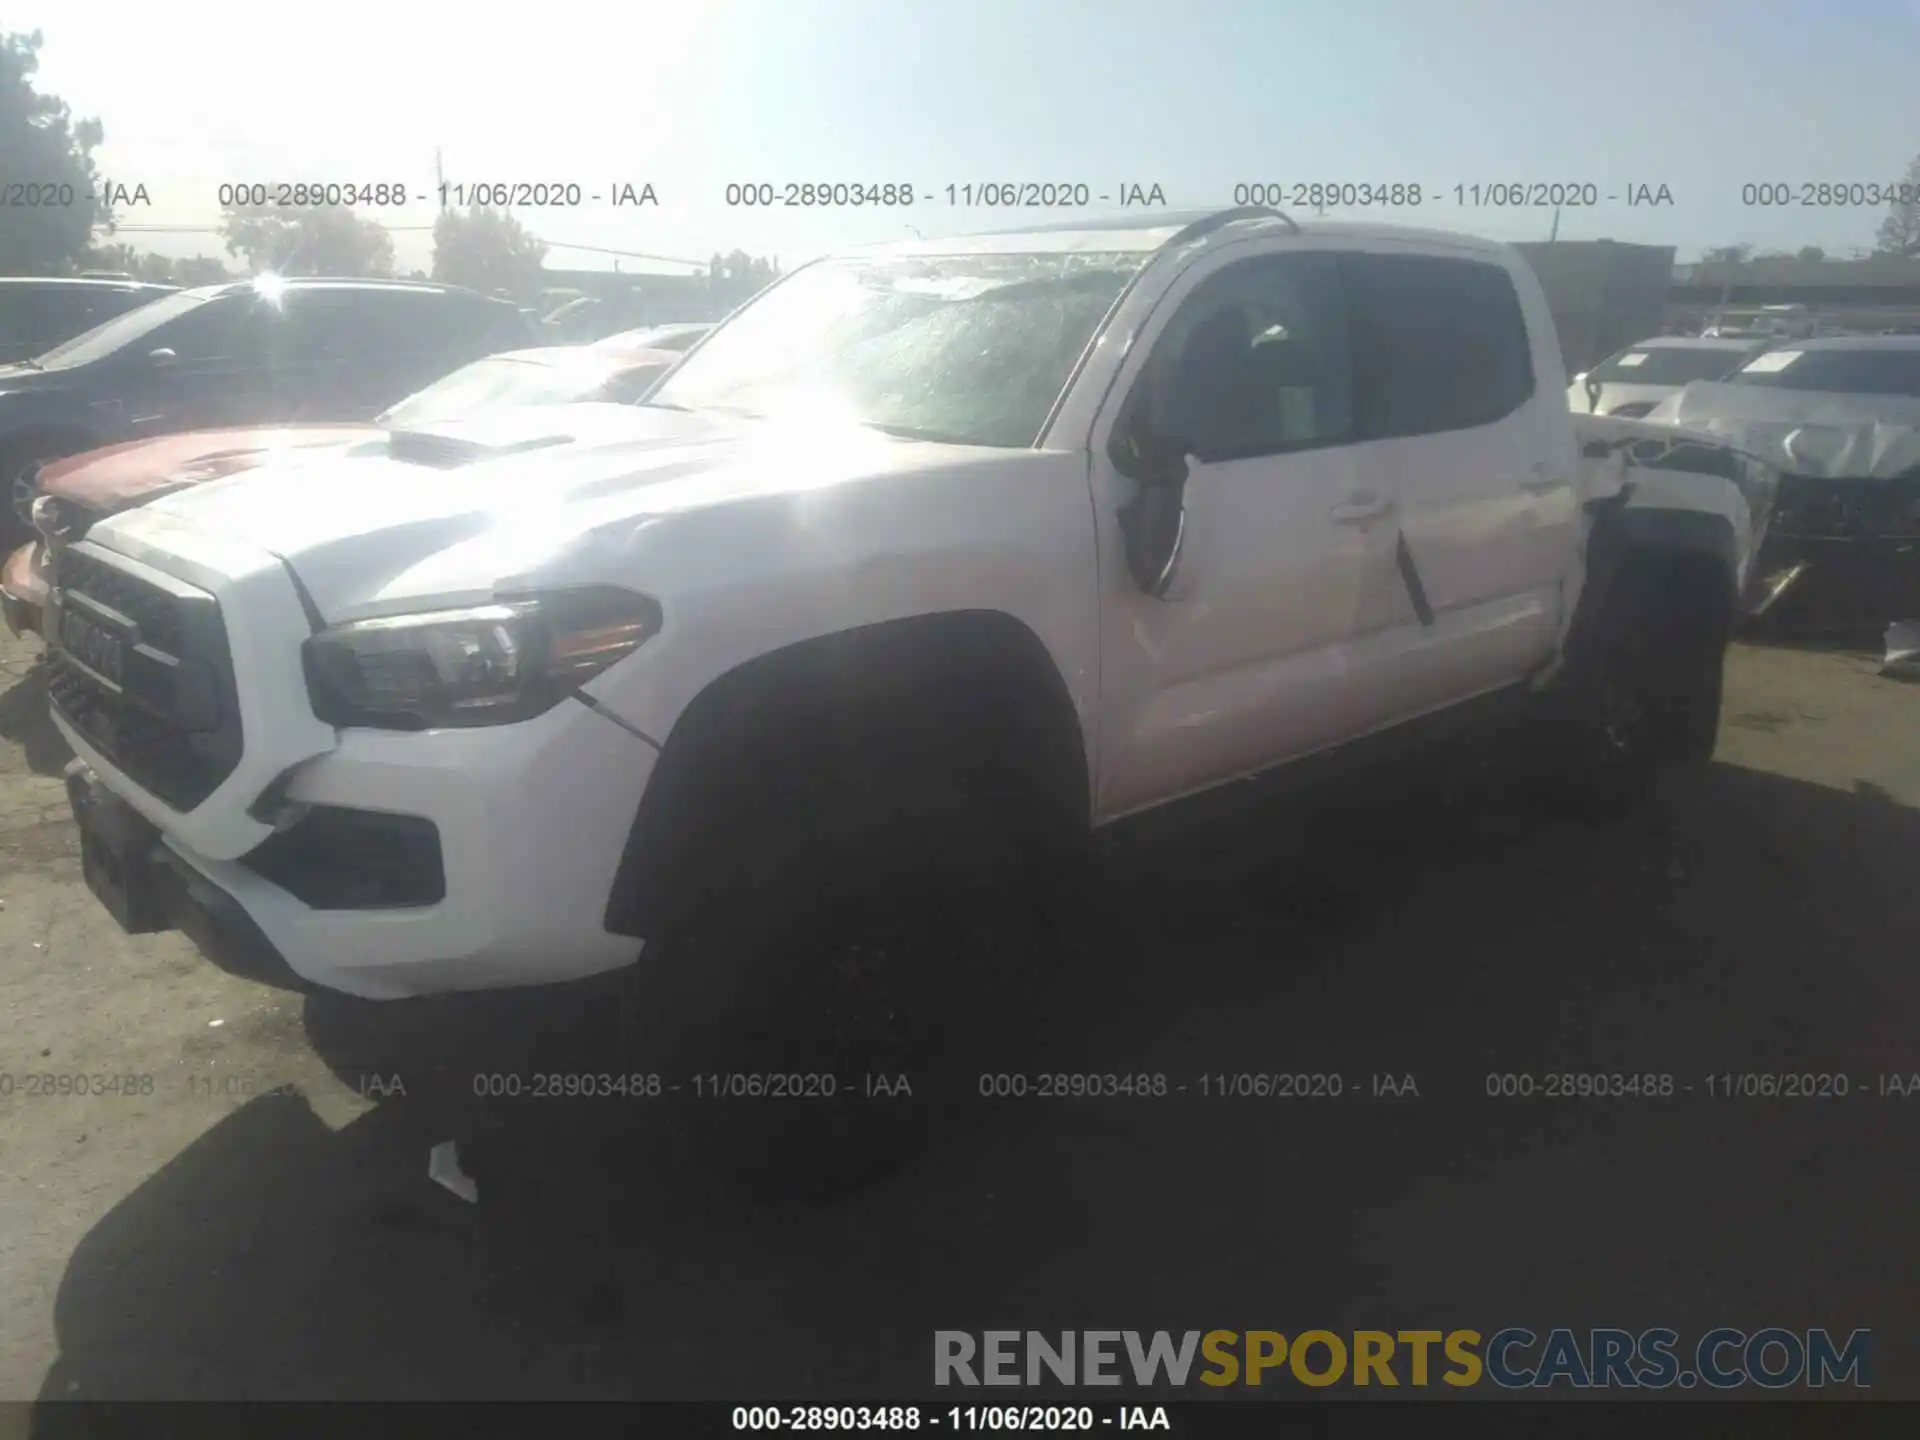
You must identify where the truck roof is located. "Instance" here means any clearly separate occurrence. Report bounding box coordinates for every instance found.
[857,209,1519,262]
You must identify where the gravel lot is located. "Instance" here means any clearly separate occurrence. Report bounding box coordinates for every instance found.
[2,626,1917,1400]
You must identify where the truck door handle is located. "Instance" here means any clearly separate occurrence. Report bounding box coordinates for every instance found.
[1330,492,1394,524]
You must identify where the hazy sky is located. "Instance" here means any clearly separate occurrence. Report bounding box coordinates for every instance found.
[13,0,1920,274]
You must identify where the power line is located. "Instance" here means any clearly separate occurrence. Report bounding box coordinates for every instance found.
[110,223,436,233]
[533,238,708,268]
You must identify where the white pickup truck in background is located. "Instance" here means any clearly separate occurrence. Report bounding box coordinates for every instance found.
[39,207,1764,1089]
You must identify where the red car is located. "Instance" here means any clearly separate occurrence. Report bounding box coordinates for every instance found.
[3,344,680,637]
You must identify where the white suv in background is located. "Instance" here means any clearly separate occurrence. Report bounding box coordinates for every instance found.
[1568,336,1773,418]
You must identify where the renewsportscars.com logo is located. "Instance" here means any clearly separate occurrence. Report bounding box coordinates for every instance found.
[933,1328,1872,1390]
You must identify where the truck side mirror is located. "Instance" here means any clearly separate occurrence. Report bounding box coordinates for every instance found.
[1109,393,1191,484]
[1111,397,1193,597]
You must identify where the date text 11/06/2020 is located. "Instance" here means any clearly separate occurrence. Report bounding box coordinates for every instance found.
[465,1072,917,1100]
[1229,182,1675,208]
[212,182,659,209]
[721,183,1169,208]
[348,1072,1410,1103]
[1484,1072,1920,1099]
[977,1073,1419,1099]
[730,1405,1173,1432]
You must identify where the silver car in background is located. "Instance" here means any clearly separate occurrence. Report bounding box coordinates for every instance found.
[1646,335,1920,628]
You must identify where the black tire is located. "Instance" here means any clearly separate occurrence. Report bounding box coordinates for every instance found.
[651,767,1063,1201]
[2,437,87,551]
[1547,571,1726,821]
[2,485,34,553]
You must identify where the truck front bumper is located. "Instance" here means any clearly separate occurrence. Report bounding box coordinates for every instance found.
[66,760,315,993]
[58,696,659,1001]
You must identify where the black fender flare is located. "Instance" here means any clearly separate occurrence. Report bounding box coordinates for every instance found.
[601,610,1090,941]
[1565,496,1740,666]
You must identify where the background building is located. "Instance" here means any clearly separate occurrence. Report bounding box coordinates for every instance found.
[1514,240,1677,376]
[1668,255,1920,335]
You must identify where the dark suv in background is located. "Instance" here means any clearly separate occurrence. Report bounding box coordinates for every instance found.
[0,277,178,364]
[1,277,533,545]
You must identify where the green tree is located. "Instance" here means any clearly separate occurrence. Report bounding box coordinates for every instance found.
[0,30,109,273]
[80,240,219,284]
[1700,244,1753,265]
[80,239,140,275]
[1874,152,1920,257]
[708,249,779,289]
[1796,246,1827,263]
[220,204,395,276]
[431,206,547,295]
[173,255,233,286]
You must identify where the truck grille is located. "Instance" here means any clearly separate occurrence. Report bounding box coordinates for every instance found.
[46,543,243,812]
[57,549,179,648]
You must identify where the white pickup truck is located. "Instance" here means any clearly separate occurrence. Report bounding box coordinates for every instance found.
[43,208,1760,1075]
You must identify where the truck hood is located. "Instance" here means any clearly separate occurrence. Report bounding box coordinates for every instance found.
[99,402,989,619]
[36,424,381,513]
[1647,383,1920,480]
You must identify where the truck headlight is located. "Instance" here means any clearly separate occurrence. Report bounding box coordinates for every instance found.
[303,586,662,730]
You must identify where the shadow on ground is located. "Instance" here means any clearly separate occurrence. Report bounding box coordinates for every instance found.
[31,756,1920,1404]
[0,655,71,778]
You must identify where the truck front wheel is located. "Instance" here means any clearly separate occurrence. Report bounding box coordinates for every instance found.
[653,767,1063,1196]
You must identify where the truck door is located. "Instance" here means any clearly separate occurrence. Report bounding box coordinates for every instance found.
[1087,244,1409,820]
[1336,248,1578,723]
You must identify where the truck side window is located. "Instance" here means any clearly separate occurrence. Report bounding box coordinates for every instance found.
[1144,252,1354,465]
[1342,253,1535,439]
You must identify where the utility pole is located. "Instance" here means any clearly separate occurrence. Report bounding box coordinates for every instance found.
[1549,204,1562,242]
[435,148,446,212]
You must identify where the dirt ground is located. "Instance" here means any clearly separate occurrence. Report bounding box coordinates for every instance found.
[2,626,1918,1400]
